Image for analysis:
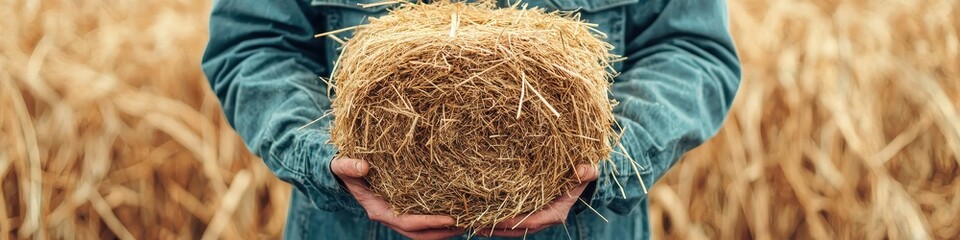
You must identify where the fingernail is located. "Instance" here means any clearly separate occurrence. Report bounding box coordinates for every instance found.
[354,161,363,175]
[577,165,587,178]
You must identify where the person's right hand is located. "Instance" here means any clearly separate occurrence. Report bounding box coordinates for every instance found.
[331,157,466,240]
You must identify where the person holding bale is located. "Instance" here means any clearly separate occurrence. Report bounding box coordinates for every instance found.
[202,0,740,239]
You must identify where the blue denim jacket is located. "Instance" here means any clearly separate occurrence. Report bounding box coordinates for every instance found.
[202,0,740,239]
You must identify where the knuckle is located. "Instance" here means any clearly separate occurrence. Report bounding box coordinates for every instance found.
[332,164,345,175]
[366,212,382,222]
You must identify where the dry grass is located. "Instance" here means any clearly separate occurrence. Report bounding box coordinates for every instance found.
[327,2,617,228]
[650,0,960,239]
[0,0,289,239]
[0,0,958,239]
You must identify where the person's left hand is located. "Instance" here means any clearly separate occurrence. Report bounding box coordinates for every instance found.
[478,164,600,237]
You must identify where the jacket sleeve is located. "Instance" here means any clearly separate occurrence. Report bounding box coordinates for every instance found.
[585,0,741,214]
[201,0,363,213]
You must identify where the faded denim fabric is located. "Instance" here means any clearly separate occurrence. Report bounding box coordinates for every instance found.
[201,0,740,239]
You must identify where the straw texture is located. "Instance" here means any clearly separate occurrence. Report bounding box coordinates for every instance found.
[326,2,618,228]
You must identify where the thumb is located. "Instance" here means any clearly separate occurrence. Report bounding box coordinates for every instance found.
[576,164,599,182]
[332,157,370,178]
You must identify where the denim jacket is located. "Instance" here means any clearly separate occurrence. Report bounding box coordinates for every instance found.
[202,0,740,239]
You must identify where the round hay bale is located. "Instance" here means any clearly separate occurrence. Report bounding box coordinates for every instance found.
[328,1,618,228]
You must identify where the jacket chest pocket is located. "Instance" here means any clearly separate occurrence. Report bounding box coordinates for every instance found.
[518,0,639,61]
[309,0,390,69]
[310,0,639,71]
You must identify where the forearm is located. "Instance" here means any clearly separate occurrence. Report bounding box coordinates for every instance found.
[587,0,742,214]
[201,0,362,213]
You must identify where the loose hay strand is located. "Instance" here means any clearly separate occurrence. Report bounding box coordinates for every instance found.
[314,26,358,38]
[578,198,608,223]
[618,142,648,194]
[358,0,407,9]
[607,160,627,199]
[521,72,562,118]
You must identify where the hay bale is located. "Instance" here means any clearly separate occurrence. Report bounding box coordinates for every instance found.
[327,2,618,228]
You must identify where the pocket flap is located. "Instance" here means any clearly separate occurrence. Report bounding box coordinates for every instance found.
[550,0,640,12]
[310,0,392,12]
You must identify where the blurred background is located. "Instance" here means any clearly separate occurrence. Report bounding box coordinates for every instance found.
[1,0,958,239]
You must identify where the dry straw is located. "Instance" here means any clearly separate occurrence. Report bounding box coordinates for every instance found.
[0,0,288,239]
[650,0,960,239]
[324,1,620,228]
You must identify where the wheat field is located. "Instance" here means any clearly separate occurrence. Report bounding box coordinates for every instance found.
[1,0,958,239]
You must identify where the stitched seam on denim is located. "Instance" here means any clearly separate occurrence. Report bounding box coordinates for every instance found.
[265,122,309,181]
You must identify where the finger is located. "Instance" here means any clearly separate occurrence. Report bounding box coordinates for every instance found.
[494,216,525,230]
[347,188,394,221]
[388,214,458,232]
[342,179,459,232]
[494,209,559,230]
[576,164,600,182]
[558,179,591,203]
[338,178,397,222]
[494,204,565,230]
[353,195,457,231]
[544,181,591,219]
[385,225,466,240]
[502,208,563,230]
[494,211,539,229]
[331,157,369,178]
[339,175,378,203]
[379,219,459,233]
[500,183,590,229]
